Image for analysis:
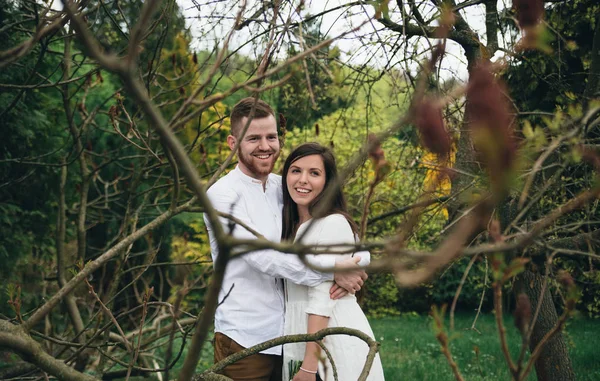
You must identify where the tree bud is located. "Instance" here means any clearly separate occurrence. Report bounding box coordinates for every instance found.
[513,293,532,335]
[466,62,516,183]
[513,0,544,29]
[414,98,452,157]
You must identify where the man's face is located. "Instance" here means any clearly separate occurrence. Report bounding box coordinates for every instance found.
[228,115,280,181]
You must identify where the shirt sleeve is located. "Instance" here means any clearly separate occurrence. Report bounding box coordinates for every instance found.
[305,215,365,317]
[304,215,371,268]
[204,184,334,286]
[306,281,336,317]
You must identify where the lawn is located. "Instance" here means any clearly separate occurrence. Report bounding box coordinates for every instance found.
[181,313,600,380]
[370,313,600,380]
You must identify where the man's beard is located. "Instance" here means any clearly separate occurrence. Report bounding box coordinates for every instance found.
[239,149,280,178]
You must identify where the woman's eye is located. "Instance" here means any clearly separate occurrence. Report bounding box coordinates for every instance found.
[311,171,320,176]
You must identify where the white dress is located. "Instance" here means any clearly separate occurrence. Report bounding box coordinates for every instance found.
[282,214,385,381]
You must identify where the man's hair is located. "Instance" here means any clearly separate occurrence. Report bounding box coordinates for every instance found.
[230,97,275,137]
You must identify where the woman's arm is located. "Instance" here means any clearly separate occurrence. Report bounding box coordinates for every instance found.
[293,313,329,381]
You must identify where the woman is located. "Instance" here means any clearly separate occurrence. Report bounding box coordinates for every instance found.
[281,142,385,381]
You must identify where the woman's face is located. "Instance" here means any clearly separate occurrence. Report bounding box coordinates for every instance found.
[286,154,326,211]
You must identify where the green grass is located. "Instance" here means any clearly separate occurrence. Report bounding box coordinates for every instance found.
[155,313,600,380]
[370,313,600,380]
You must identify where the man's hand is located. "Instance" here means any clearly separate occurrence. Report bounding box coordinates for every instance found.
[330,256,367,300]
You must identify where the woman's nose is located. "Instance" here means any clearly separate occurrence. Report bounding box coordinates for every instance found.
[299,172,308,183]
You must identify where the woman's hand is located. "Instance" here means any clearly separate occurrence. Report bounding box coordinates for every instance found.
[292,369,317,381]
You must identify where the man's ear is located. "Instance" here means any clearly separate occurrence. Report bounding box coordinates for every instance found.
[227,135,236,151]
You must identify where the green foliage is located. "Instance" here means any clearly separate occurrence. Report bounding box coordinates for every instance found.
[363,271,400,318]
[275,20,351,130]
[580,270,600,317]
[502,0,600,320]
[429,257,489,309]
[167,214,213,310]
[505,0,599,112]
[0,5,69,297]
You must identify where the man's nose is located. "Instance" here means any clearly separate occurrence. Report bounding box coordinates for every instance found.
[258,137,269,151]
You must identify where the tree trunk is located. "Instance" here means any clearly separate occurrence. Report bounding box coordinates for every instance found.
[513,266,575,381]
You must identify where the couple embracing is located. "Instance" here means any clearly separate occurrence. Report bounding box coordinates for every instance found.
[204,98,385,381]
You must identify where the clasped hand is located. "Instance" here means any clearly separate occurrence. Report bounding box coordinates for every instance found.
[330,256,368,300]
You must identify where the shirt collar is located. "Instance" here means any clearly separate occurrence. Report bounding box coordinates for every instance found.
[233,165,271,188]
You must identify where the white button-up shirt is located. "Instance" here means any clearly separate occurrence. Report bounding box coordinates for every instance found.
[204,166,335,355]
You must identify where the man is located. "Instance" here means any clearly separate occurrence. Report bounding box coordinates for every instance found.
[204,98,368,381]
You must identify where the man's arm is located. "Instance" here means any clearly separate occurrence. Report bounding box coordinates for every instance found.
[205,186,334,287]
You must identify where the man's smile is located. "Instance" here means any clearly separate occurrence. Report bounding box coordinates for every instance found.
[253,153,274,160]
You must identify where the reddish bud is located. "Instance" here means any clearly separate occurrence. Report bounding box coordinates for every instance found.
[488,219,504,242]
[367,133,385,162]
[179,87,185,96]
[466,62,516,177]
[278,113,287,130]
[513,293,532,335]
[171,53,176,68]
[430,43,445,70]
[315,123,320,136]
[278,113,287,144]
[557,270,575,289]
[108,105,119,119]
[192,52,198,65]
[581,147,600,173]
[329,140,335,149]
[414,98,452,157]
[367,134,390,183]
[513,0,544,29]
[435,6,456,39]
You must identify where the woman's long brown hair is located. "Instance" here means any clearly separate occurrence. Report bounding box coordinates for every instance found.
[281,142,357,241]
